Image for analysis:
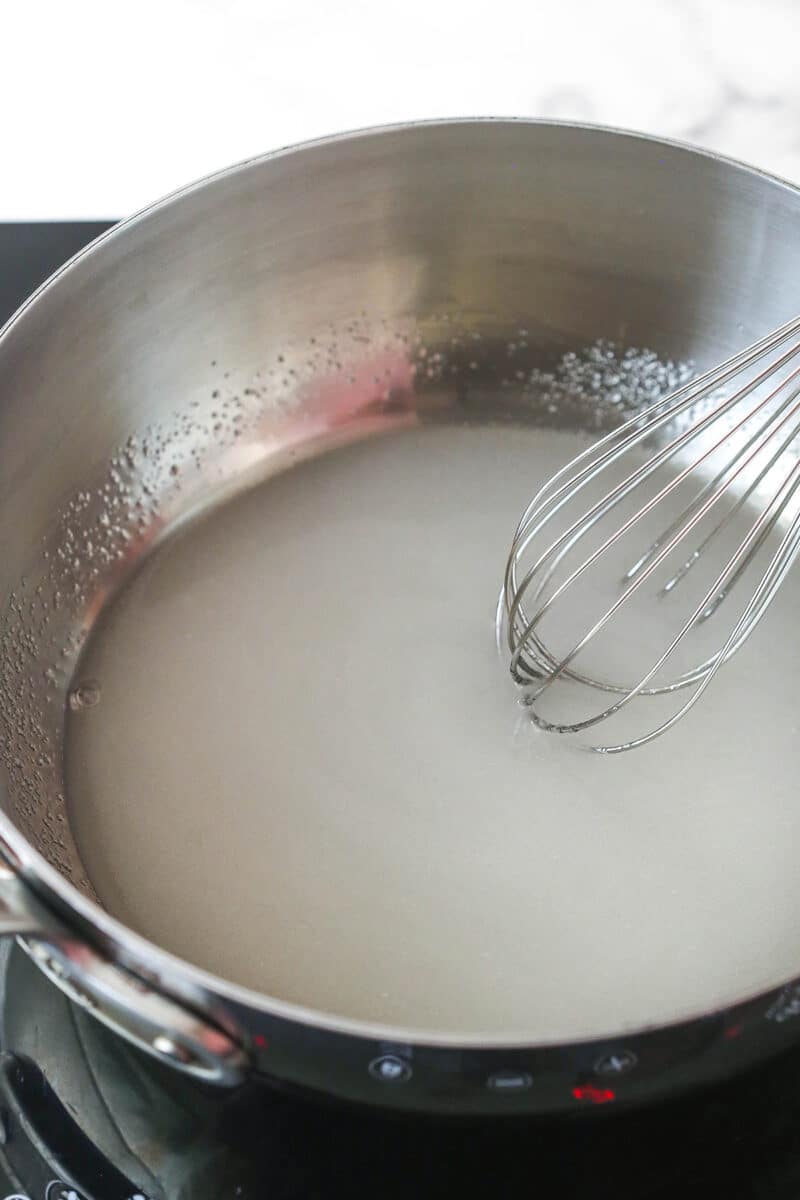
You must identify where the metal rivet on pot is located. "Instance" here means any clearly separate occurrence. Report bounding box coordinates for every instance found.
[152,1033,193,1064]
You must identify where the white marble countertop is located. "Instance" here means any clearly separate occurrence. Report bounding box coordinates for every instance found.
[1,0,798,219]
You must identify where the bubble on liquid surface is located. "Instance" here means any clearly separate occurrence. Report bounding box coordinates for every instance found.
[69,680,101,711]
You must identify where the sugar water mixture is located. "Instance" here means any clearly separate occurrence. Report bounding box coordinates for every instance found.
[66,423,800,1039]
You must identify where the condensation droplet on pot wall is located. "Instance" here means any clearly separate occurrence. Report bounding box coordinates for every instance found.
[69,680,102,711]
[0,310,701,893]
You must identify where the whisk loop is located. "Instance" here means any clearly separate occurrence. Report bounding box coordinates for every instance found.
[498,314,800,753]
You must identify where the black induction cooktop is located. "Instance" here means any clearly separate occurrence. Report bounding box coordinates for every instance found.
[3,222,800,1200]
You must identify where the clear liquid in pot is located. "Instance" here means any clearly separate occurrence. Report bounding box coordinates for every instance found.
[65,423,800,1039]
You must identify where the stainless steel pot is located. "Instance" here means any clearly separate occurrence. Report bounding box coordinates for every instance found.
[2,120,800,1115]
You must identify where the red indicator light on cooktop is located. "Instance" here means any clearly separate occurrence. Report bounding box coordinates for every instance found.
[724,1023,744,1040]
[253,1034,269,1049]
[573,1084,616,1105]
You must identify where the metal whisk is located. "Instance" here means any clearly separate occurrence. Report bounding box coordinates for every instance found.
[498,314,800,753]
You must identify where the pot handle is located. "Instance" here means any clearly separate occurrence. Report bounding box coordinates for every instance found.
[0,862,248,1087]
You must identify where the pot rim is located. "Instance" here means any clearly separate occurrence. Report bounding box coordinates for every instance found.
[2,115,799,1050]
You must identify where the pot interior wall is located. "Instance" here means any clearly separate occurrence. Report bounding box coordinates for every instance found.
[0,120,798,916]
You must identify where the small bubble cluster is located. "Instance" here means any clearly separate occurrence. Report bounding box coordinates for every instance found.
[522,342,696,430]
[69,680,101,711]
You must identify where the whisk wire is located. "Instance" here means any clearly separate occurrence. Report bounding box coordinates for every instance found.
[505,343,800,651]
[500,315,800,751]
[596,485,800,753]
[509,371,800,687]
[506,312,800,565]
[525,447,800,745]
